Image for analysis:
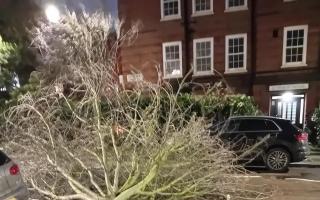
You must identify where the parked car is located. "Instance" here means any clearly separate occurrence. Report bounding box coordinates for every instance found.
[0,150,28,200]
[210,116,309,172]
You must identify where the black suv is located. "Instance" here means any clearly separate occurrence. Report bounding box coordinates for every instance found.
[211,116,309,172]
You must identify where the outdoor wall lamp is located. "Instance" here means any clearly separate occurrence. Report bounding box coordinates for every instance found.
[45,4,61,23]
[281,92,294,102]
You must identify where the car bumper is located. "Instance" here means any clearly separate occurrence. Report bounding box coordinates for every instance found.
[0,186,29,200]
[292,145,309,162]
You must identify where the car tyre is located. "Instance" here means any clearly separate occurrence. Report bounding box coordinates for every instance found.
[265,148,290,172]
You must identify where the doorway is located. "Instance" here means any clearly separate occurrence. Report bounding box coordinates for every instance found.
[270,94,305,128]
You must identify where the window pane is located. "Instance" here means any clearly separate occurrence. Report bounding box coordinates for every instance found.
[227,36,245,69]
[195,0,211,11]
[164,43,181,76]
[163,0,179,16]
[195,40,212,73]
[285,28,306,64]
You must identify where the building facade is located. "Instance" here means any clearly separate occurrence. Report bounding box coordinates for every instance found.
[118,0,320,128]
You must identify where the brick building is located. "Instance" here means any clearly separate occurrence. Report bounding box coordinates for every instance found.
[118,0,320,128]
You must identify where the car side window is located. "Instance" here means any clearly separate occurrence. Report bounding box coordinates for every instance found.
[238,119,267,132]
[265,120,280,131]
[226,119,241,132]
[0,151,9,166]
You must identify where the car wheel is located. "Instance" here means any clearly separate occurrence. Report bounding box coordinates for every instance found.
[266,148,290,172]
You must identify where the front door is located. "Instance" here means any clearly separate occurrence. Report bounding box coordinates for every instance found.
[270,94,305,128]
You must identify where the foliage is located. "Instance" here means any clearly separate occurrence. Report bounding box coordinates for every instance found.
[128,91,260,124]
[0,0,39,90]
[0,36,20,91]
[309,104,320,145]
[1,12,271,200]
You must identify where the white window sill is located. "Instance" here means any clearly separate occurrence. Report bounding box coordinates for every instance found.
[160,15,181,22]
[163,75,183,79]
[224,69,248,74]
[281,63,308,68]
[192,72,214,77]
[224,6,248,13]
[191,11,214,17]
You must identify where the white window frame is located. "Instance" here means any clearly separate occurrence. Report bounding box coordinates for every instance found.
[225,33,247,74]
[160,0,181,21]
[282,25,308,68]
[225,0,248,12]
[193,37,214,76]
[192,0,214,17]
[162,41,183,79]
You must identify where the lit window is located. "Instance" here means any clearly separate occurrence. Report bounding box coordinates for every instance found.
[161,0,181,20]
[225,34,247,73]
[192,0,213,16]
[193,38,214,76]
[225,0,247,12]
[282,25,308,67]
[162,41,182,78]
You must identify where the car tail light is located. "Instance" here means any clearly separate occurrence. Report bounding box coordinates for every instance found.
[9,164,20,175]
[295,132,308,143]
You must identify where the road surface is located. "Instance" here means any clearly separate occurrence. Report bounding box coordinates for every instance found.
[251,167,320,200]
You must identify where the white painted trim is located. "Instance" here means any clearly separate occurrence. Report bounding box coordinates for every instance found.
[225,0,248,12]
[285,178,320,183]
[269,83,309,92]
[282,25,308,68]
[127,73,144,82]
[193,37,214,76]
[225,33,247,74]
[162,41,183,79]
[272,94,305,100]
[224,68,248,74]
[192,0,214,17]
[160,0,181,21]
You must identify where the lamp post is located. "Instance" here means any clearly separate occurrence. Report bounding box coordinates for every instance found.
[45,4,61,23]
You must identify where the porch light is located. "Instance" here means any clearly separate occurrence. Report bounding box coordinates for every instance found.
[45,4,61,23]
[281,92,294,102]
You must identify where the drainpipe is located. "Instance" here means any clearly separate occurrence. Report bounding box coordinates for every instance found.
[249,0,257,96]
[182,0,192,87]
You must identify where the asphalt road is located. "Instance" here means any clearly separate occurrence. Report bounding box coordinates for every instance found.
[249,167,320,200]
[255,167,320,181]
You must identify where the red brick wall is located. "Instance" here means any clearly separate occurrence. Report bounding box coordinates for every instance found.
[119,0,252,88]
[119,0,184,83]
[119,0,320,118]
[255,0,320,72]
[253,84,270,114]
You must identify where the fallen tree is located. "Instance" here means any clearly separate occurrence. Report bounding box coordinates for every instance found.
[2,12,272,200]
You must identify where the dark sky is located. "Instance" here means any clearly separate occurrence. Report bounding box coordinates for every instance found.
[106,0,118,16]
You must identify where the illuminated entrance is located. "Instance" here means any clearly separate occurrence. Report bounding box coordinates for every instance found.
[270,93,305,128]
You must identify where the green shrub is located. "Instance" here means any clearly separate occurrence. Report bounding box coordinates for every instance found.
[310,104,320,145]
[124,91,260,124]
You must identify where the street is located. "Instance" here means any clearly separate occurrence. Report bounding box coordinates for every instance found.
[250,167,320,200]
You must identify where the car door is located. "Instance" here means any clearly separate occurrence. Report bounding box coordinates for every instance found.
[0,151,11,197]
[237,119,281,162]
[222,119,245,151]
